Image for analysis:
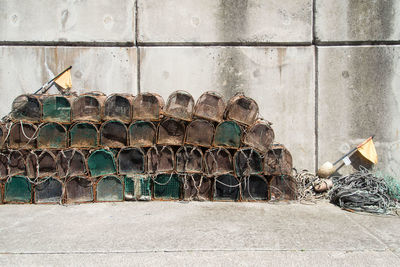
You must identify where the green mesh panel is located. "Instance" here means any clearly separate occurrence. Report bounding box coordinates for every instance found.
[34,177,63,203]
[153,174,181,200]
[213,121,241,148]
[124,175,151,201]
[88,149,116,177]
[37,123,67,149]
[96,176,123,202]
[70,123,98,148]
[4,176,32,203]
[124,176,135,200]
[42,96,71,123]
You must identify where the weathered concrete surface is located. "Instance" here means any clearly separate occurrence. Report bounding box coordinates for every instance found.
[0,202,399,266]
[0,0,135,43]
[0,46,137,117]
[138,0,312,43]
[315,0,400,42]
[140,46,315,170]
[318,46,400,176]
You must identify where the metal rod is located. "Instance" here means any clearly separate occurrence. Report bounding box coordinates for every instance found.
[33,66,72,95]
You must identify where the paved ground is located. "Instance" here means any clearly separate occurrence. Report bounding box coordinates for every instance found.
[0,201,399,266]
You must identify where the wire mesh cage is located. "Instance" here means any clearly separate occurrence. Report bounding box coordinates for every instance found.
[103,94,133,123]
[37,122,67,149]
[37,150,57,178]
[117,147,145,175]
[0,123,8,149]
[8,122,37,149]
[157,118,185,146]
[10,94,42,123]
[71,93,105,122]
[0,153,8,179]
[124,175,152,201]
[26,151,38,179]
[183,174,212,201]
[176,146,203,173]
[153,173,181,200]
[214,174,240,201]
[87,149,117,177]
[57,149,88,178]
[4,175,32,203]
[243,121,275,153]
[100,120,128,148]
[34,177,63,204]
[132,93,164,121]
[233,148,263,177]
[241,175,268,201]
[129,121,156,147]
[193,91,225,122]
[69,122,99,148]
[8,150,26,176]
[147,146,175,174]
[95,175,124,202]
[65,176,94,203]
[268,175,296,201]
[164,90,194,121]
[41,95,72,123]
[225,93,259,126]
[204,147,233,175]
[213,121,242,149]
[185,119,214,147]
[264,144,293,176]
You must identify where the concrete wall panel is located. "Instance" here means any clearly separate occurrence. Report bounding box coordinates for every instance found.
[318,46,400,176]
[0,46,137,117]
[138,0,312,43]
[140,46,315,170]
[316,0,400,42]
[0,0,135,43]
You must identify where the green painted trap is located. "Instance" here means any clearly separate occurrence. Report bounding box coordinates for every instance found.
[118,147,145,175]
[4,176,32,203]
[96,175,123,202]
[11,95,41,122]
[37,123,67,149]
[129,121,156,147]
[153,174,181,200]
[103,94,133,123]
[214,174,240,201]
[88,149,116,177]
[69,122,98,148]
[66,176,93,203]
[42,95,71,123]
[234,148,263,177]
[213,121,242,148]
[124,175,152,201]
[34,177,63,204]
[241,175,268,201]
[100,120,128,148]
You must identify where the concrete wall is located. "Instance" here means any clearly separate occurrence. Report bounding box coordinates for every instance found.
[1,0,399,176]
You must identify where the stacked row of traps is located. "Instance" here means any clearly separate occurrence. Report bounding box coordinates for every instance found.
[0,91,295,204]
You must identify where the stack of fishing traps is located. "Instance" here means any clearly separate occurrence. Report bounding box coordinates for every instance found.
[0,90,295,204]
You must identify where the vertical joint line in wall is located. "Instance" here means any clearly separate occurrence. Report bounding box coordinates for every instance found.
[314,46,319,173]
[312,0,316,44]
[135,0,141,94]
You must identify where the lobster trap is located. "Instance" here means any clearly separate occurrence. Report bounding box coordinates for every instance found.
[87,149,116,177]
[147,146,174,174]
[65,176,94,203]
[34,177,63,204]
[225,93,259,126]
[164,90,194,121]
[103,94,133,123]
[69,122,99,148]
[71,93,105,122]
[100,120,128,148]
[268,175,296,201]
[37,122,67,149]
[193,91,225,122]
[11,94,42,122]
[57,149,87,178]
[95,175,124,202]
[0,123,7,148]
[41,95,72,123]
[176,146,203,173]
[153,173,181,200]
[157,118,185,146]
[243,121,275,153]
[8,122,37,149]
[183,174,212,201]
[185,119,214,147]
[132,93,164,121]
[4,175,32,203]
[0,153,8,178]
[234,148,263,177]
[117,147,145,175]
[213,121,242,149]
[8,150,26,176]
[128,121,156,147]
[214,174,240,201]
[241,175,268,201]
[124,175,151,201]
[264,144,293,176]
[204,147,233,175]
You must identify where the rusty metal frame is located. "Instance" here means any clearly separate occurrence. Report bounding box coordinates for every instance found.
[176,146,204,174]
[40,94,74,124]
[146,146,175,174]
[264,144,293,176]
[233,147,264,177]
[132,93,165,121]
[212,120,242,149]
[3,175,33,204]
[69,121,99,149]
[99,120,128,148]
[128,120,157,147]
[213,174,241,202]
[117,147,146,175]
[65,176,95,204]
[243,120,275,154]
[157,118,186,146]
[8,150,27,177]
[164,90,194,121]
[37,122,68,149]
[193,91,225,122]
[102,93,134,123]
[240,174,269,202]
[94,175,125,202]
[0,153,8,179]
[8,122,38,149]
[56,149,88,178]
[224,93,259,126]
[33,177,64,204]
[184,119,214,148]
[10,94,42,123]
[71,93,106,122]
[204,147,233,176]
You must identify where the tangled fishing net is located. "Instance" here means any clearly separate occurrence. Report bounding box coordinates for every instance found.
[294,169,329,202]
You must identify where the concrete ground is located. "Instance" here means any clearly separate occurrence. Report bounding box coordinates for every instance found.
[0,201,399,266]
